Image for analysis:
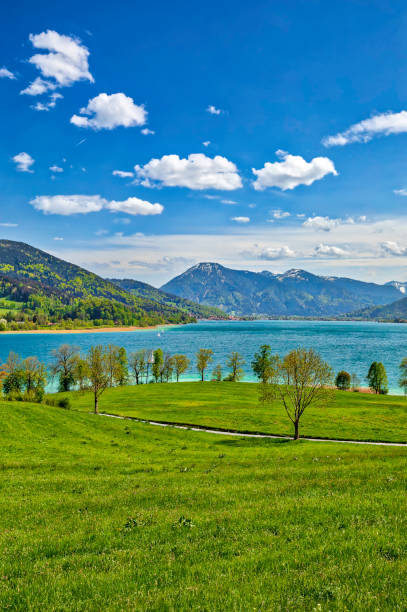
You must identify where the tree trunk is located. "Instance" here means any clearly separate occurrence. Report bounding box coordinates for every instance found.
[294,420,299,440]
[94,393,98,414]
[201,370,204,382]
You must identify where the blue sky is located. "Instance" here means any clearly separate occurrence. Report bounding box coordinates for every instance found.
[2,0,407,285]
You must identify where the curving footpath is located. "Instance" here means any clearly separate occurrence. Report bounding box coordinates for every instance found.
[98,412,407,447]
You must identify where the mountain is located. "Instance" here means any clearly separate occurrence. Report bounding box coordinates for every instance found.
[349,295,407,322]
[107,278,228,319]
[385,281,407,295]
[0,240,195,330]
[161,262,402,317]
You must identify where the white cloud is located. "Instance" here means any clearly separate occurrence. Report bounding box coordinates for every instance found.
[0,223,18,227]
[70,93,147,130]
[221,199,237,205]
[32,92,63,111]
[232,216,250,223]
[113,170,134,178]
[29,194,163,217]
[135,153,242,191]
[248,203,256,209]
[106,197,163,216]
[0,67,15,79]
[272,209,290,219]
[53,236,64,241]
[394,188,407,197]
[260,245,296,260]
[50,165,63,173]
[252,150,337,191]
[203,141,211,147]
[312,244,349,257]
[22,30,93,95]
[141,128,154,135]
[381,241,407,256]
[303,215,367,232]
[323,111,407,146]
[13,152,34,173]
[296,213,305,218]
[206,105,222,115]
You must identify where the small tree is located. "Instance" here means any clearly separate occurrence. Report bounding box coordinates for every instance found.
[173,354,190,382]
[335,370,351,391]
[162,353,175,382]
[367,362,388,394]
[130,350,147,385]
[211,364,222,382]
[225,351,245,382]
[351,372,360,392]
[2,352,25,397]
[399,358,407,394]
[22,356,47,397]
[152,349,164,383]
[73,357,90,391]
[86,345,109,413]
[105,345,122,387]
[260,348,333,440]
[116,347,129,386]
[50,344,79,392]
[196,349,213,382]
[252,345,274,383]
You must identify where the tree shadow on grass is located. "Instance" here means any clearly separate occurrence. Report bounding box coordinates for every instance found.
[214,437,293,448]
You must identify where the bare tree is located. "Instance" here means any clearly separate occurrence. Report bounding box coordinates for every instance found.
[260,348,333,440]
[50,344,79,392]
[86,345,109,414]
[173,354,190,382]
[196,349,214,382]
[130,350,147,385]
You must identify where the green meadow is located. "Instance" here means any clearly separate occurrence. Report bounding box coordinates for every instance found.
[56,381,407,443]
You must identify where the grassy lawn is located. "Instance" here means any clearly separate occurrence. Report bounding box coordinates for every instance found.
[55,381,407,443]
[1,400,407,610]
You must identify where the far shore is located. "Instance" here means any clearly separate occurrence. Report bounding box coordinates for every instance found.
[0,323,177,335]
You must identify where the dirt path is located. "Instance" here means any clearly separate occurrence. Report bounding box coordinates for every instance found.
[98,412,407,447]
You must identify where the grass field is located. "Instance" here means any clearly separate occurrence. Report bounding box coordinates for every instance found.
[55,381,407,443]
[0,296,24,316]
[1,399,407,610]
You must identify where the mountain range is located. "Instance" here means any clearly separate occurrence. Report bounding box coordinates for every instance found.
[161,262,405,318]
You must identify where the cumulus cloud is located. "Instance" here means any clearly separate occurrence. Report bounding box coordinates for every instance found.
[323,111,407,146]
[206,105,222,115]
[381,241,407,256]
[231,216,250,223]
[312,243,350,257]
[203,141,211,147]
[29,194,163,217]
[71,93,147,130]
[13,152,34,173]
[260,245,296,260]
[134,153,242,191]
[49,165,63,173]
[252,150,337,191]
[394,188,407,197]
[303,215,367,232]
[32,92,63,111]
[272,209,290,219]
[113,170,134,178]
[22,30,93,96]
[141,128,154,135]
[0,67,15,79]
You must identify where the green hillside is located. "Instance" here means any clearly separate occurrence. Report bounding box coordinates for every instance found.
[108,277,229,319]
[0,240,195,330]
[349,295,407,322]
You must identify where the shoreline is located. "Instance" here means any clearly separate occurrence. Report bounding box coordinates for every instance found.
[0,323,176,335]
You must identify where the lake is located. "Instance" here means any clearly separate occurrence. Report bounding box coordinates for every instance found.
[1,320,407,394]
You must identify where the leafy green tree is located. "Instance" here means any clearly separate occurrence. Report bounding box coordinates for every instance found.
[211,364,222,382]
[22,356,47,395]
[196,349,214,382]
[152,349,164,383]
[367,362,388,394]
[225,351,245,382]
[252,345,275,383]
[86,345,109,413]
[2,352,25,397]
[173,354,190,382]
[335,370,351,391]
[116,347,128,386]
[130,350,147,385]
[50,344,79,392]
[73,357,90,391]
[260,348,334,440]
[399,358,407,394]
[162,353,175,382]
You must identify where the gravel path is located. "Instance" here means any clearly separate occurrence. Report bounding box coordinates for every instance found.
[98,412,407,447]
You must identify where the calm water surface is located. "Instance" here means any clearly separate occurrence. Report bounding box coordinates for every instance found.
[1,320,406,394]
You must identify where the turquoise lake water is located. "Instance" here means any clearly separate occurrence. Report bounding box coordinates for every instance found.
[1,320,407,393]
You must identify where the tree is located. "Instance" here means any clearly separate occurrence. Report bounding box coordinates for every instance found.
[260,348,333,440]
[367,362,388,394]
[130,350,147,385]
[173,354,190,382]
[73,357,90,391]
[196,349,213,382]
[22,356,47,396]
[399,358,407,394]
[50,344,79,392]
[86,345,109,413]
[351,372,360,392]
[225,351,245,382]
[335,370,351,391]
[211,364,222,382]
[2,352,25,397]
[116,347,128,386]
[152,349,164,383]
[162,353,175,382]
[105,345,120,387]
[252,345,275,383]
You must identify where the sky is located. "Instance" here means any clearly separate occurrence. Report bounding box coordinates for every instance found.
[2,0,407,286]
